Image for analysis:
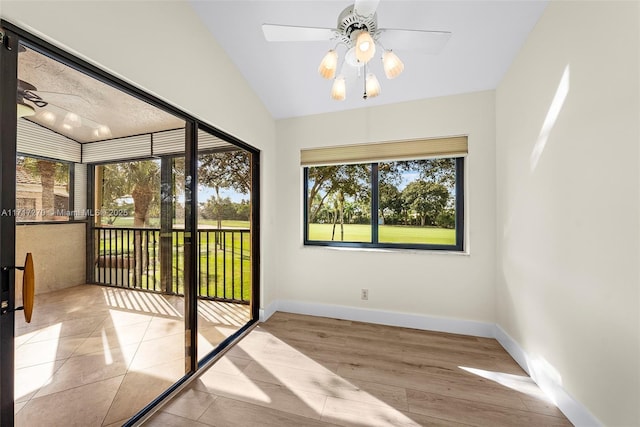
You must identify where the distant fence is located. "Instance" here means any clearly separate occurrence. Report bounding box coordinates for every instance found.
[94,226,250,303]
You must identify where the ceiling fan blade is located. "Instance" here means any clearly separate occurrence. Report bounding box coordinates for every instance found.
[377,29,452,54]
[35,90,89,102]
[262,24,337,42]
[353,0,380,18]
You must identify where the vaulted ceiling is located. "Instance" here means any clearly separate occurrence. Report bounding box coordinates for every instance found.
[190,0,548,119]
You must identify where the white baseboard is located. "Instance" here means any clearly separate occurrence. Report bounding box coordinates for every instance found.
[259,300,279,322]
[269,299,495,338]
[494,325,602,427]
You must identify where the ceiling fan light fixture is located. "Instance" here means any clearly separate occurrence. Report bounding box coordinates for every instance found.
[344,47,359,67]
[365,73,380,98]
[63,112,82,128]
[355,30,376,64]
[96,125,112,139]
[331,76,346,101]
[40,110,56,125]
[318,50,338,79]
[383,50,404,79]
[17,101,36,118]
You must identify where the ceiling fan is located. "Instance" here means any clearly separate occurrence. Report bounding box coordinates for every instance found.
[262,0,451,100]
[17,79,112,139]
[17,79,48,116]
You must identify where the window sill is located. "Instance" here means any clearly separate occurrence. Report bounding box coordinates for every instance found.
[301,243,470,256]
[17,220,87,226]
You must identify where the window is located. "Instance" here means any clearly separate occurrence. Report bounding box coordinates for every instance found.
[302,137,466,251]
[16,156,72,222]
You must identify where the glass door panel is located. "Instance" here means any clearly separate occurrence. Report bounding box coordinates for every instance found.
[195,128,253,361]
[13,42,188,426]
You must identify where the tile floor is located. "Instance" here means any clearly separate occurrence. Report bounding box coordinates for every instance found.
[13,284,249,426]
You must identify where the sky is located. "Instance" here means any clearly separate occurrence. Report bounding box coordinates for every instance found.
[199,186,248,203]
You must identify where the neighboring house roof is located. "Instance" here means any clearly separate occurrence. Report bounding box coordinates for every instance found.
[16,165,40,185]
[16,165,69,197]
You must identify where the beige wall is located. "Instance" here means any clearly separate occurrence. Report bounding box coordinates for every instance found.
[275,91,496,323]
[15,223,86,299]
[2,0,278,309]
[496,1,640,425]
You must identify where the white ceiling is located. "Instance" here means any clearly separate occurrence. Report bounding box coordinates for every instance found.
[190,0,548,120]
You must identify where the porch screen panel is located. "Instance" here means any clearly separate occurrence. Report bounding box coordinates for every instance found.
[152,129,186,156]
[197,130,234,151]
[17,119,81,163]
[74,163,87,219]
[82,134,151,163]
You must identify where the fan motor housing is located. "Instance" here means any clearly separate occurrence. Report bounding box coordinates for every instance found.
[336,6,378,46]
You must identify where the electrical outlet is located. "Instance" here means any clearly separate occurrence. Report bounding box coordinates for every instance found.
[361,288,369,300]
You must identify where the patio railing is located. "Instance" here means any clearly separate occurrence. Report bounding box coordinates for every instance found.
[94,226,251,303]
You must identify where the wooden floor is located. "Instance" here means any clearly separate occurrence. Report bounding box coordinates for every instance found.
[146,312,572,426]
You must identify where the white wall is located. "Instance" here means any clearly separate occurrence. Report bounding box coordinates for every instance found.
[496,1,640,426]
[2,1,277,310]
[275,91,496,324]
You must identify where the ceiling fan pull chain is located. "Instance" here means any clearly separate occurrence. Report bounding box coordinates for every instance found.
[363,62,368,99]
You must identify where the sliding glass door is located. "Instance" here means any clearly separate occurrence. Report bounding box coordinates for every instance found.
[0,22,260,426]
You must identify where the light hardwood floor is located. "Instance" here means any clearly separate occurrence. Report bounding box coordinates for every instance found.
[147,312,572,427]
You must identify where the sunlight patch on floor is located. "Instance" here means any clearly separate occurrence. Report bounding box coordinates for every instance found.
[459,365,550,401]
[102,287,182,317]
[250,336,421,426]
[14,323,61,400]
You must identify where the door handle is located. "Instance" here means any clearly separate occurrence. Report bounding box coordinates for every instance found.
[0,253,35,323]
[21,253,34,323]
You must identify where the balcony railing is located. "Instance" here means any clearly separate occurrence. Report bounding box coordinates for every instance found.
[94,226,250,303]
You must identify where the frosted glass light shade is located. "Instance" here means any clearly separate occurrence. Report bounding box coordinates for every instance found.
[383,50,404,79]
[365,73,380,98]
[17,102,35,118]
[63,112,82,128]
[94,125,112,139]
[355,31,375,64]
[331,77,346,101]
[40,110,56,125]
[318,50,338,79]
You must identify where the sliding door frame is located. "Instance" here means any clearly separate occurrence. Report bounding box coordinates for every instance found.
[0,20,261,426]
[0,26,19,427]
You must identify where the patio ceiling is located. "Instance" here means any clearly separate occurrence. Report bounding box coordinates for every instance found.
[18,46,184,144]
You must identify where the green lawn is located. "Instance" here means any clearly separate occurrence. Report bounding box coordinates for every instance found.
[308,223,455,245]
[97,228,251,301]
[107,217,249,229]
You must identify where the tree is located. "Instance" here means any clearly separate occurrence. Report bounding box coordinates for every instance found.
[401,181,449,226]
[307,164,369,226]
[411,158,456,187]
[199,150,251,229]
[200,196,249,221]
[19,157,69,220]
[436,208,456,229]
[101,160,160,287]
[307,165,340,223]
[378,182,403,224]
[102,160,160,227]
[199,150,250,194]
